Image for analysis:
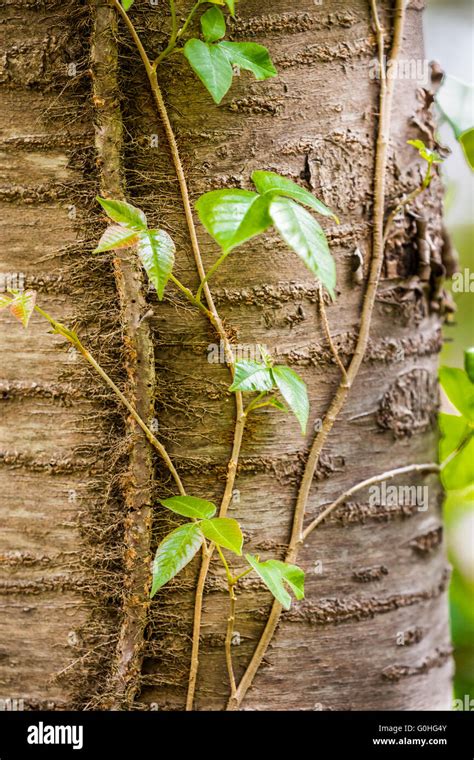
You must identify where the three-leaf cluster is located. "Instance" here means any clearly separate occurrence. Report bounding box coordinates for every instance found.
[197,170,338,297]
[95,197,175,300]
[183,6,276,104]
[230,352,310,434]
[152,495,304,610]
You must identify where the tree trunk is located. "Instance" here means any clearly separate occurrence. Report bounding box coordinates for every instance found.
[0,0,453,711]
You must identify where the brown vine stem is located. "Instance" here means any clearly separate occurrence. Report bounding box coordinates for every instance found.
[302,463,440,541]
[216,544,238,697]
[383,152,436,243]
[227,0,406,711]
[318,284,348,382]
[383,184,426,243]
[109,0,246,710]
[34,305,185,495]
[225,589,238,696]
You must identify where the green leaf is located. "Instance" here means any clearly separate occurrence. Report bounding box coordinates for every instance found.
[252,170,338,220]
[196,189,272,252]
[160,495,217,520]
[151,523,203,597]
[9,290,36,328]
[183,39,233,104]
[439,366,474,422]
[459,128,474,171]
[218,42,277,81]
[269,196,336,297]
[0,294,11,310]
[137,229,175,300]
[245,554,305,610]
[271,365,309,434]
[439,413,474,490]
[96,197,147,230]
[229,359,274,392]
[464,347,474,384]
[201,6,226,42]
[199,517,243,555]
[225,0,236,14]
[94,225,139,253]
[407,139,442,165]
[121,0,134,10]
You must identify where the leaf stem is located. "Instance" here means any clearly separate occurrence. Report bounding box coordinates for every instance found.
[227,0,406,711]
[152,0,203,68]
[34,304,185,495]
[244,391,268,415]
[177,0,203,41]
[383,163,433,244]
[169,273,212,319]
[232,566,253,584]
[216,544,234,587]
[196,249,231,303]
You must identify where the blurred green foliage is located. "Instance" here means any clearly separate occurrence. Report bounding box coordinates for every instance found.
[441,224,474,705]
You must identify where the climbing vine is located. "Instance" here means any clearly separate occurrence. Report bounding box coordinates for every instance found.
[0,0,463,711]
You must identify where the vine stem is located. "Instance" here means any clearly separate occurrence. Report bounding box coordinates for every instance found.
[186,407,246,709]
[225,588,238,696]
[215,545,238,696]
[383,184,425,243]
[383,154,435,243]
[34,305,185,496]
[227,0,406,711]
[318,285,348,382]
[109,0,246,709]
[302,463,440,541]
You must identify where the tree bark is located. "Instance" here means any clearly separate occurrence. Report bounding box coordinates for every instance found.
[0,0,453,711]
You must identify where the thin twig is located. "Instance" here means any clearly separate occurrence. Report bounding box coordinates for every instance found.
[227,0,406,711]
[225,588,237,697]
[318,284,348,382]
[35,305,185,495]
[302,463,440,541]
[383,184,425,243]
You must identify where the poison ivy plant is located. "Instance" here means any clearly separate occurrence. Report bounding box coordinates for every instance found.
[183,5,276,104]
[152,492,305,606]
[439,350,474,491]
[407,138,443,187]
[196,170,338,297]
[95,197,175,300]
[229,353,310,434]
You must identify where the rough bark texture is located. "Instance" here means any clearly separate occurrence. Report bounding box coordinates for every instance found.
[0,0,453,711]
